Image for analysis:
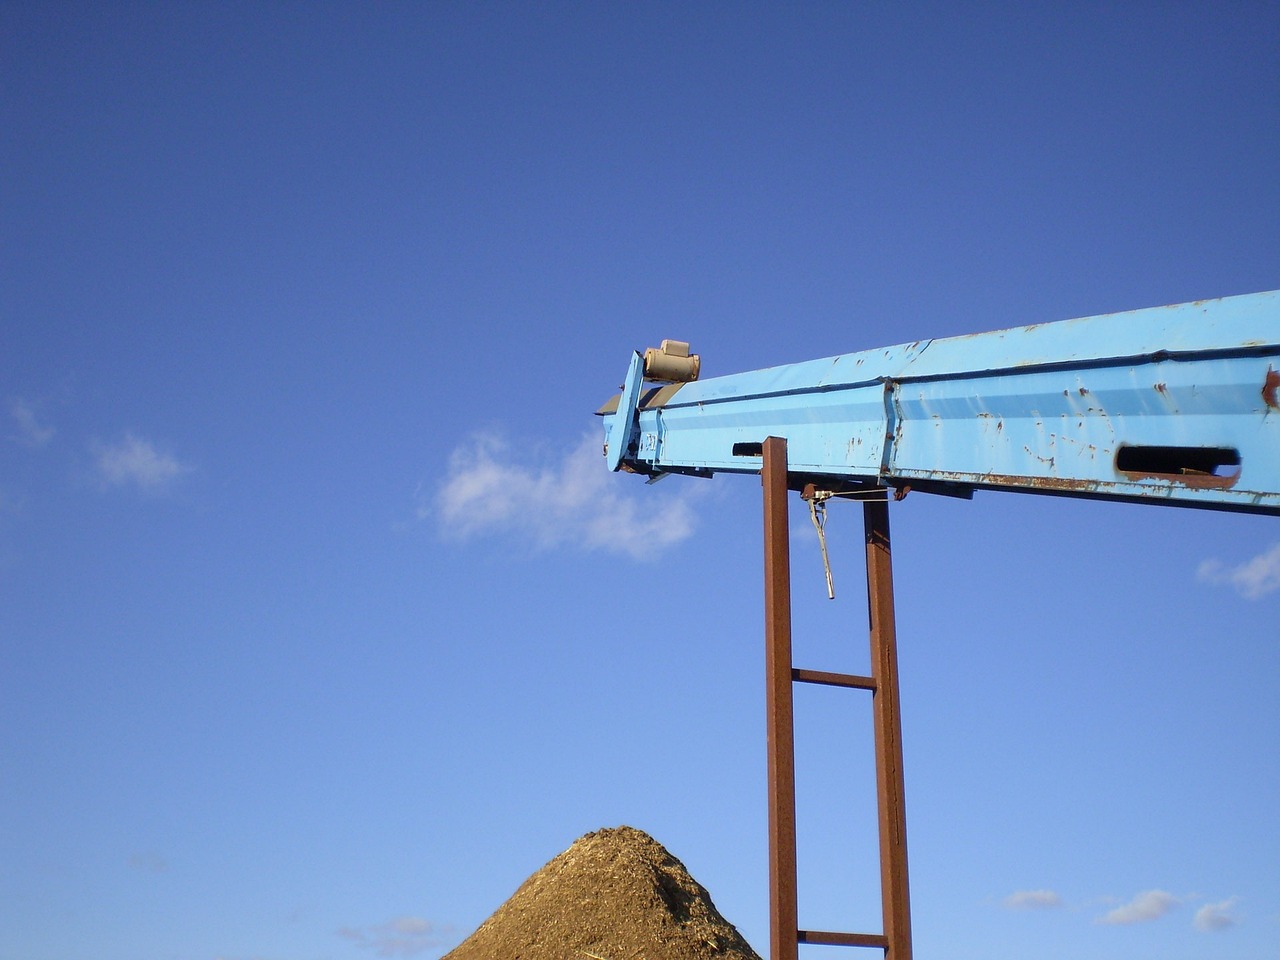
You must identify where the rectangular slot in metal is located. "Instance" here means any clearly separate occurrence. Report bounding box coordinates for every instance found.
[733,441,764,457]
[1116,445,1241,487]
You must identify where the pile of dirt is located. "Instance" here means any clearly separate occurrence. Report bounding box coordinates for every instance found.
[443,826,763,960]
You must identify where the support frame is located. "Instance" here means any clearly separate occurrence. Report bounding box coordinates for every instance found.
[761,436,913,960]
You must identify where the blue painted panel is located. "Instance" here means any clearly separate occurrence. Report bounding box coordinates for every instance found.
[890,353,1279,510]
[635,386,888,476]
[650,291,1278,409]
[603,290,1280,514]
[605,351,645,472]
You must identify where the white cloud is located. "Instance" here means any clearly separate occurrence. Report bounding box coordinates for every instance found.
[338,916,444,957]
[95,433,190,491]
[9,398,55,447]
[1097,890,1179,925]
[1194,896,1240,932]
[1197,543,1280,599]
[1003,889,1062,910]
[428,430,701,560]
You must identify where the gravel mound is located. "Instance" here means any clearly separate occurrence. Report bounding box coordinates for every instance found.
[443,826,762,960]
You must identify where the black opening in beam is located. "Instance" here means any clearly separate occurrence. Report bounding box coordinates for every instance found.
[1116,445,1241,478]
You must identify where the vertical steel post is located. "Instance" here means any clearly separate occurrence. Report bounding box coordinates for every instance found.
[863,499,913,960]
[762,437,799,960]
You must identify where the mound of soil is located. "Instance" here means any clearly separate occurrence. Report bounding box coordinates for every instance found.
[443,826,762,960]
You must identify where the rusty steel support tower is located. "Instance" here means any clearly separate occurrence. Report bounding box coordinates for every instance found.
[762,437,911,960]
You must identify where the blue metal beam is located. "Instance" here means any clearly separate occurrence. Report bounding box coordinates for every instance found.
[600,291,1280,514]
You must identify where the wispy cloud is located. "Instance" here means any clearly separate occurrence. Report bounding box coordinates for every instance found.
[1193,896,1240,932]
[1197,543,1280,599]
[1003,889,1062,910]
[9,398,55,447]
[94,433,190,491]
[1096,890,1179,925]
[338,916,445,957]
[427,431,701,560]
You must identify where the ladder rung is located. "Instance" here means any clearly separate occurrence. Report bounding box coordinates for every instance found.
[792,667,877,690]
[798,929,890,949]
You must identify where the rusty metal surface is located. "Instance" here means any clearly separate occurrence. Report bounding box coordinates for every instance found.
[799,930,891,949]
[864,500,913,960]
[792,667,878,690]
[762,442,913,959]
[762,437,799,960]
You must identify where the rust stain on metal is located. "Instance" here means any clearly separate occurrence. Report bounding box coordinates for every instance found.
[1119,469,1240,490]
[1078,387,1090,396]
[1024,446,1055,468]
[916,467,1238,496]
[1155,382,1168,394]
[1264,366,1280,410]
[937,471,1099,493]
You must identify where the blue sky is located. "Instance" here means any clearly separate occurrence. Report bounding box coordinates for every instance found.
[2,3,1278,959]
